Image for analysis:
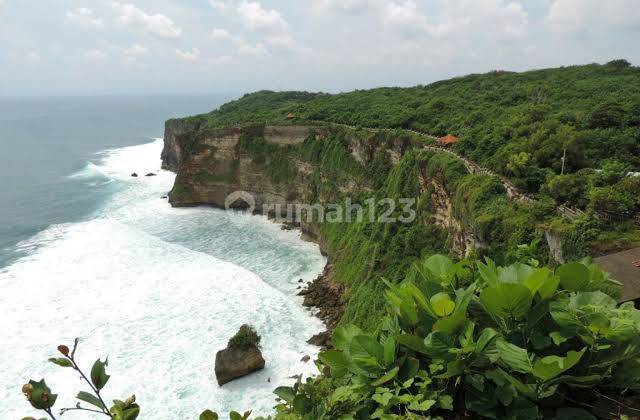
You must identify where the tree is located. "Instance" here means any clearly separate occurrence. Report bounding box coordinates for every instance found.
[592,159,631,186]
[588,102,626,129]
[545,172,590,208]
[589,186,635,214]
[606,59,632,69]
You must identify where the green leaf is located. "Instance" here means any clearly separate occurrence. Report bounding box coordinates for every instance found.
[407,398,436,412]
[229,411,242,420]
[24,379,58,410]
[293,395,312,414]
[350,335,384,363]
[90,358,110,390]
[499,263,534,284]
[319,350,350,377]
[329,385,358,405]
[557,262,590,292]
[382,336,396,367]
[432,312,466,334]
[422,254,453,282]
[372,391,393,407]
[371,366,399,386]
[523,268,550,295]
[424,332,455,359]
[496,339,532,373]
[532,348,586,381]
[480,283,532,319]
[538,275,560,299]
[475,328,498,353]
[396,334,429,355]
[109,396,139,420]
[332,324,363,352]
[430,293,455,317]
[48,357,72,367]
[477,259,499,287]
[76,391,105,409]
[550,331,572,345]
[274,386,296,404]
[199,410,219,420]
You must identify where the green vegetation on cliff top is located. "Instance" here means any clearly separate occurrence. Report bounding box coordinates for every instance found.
[180,61,640,209]
[173,61,640,259]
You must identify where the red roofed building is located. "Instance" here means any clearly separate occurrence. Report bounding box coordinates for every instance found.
[439,134,459,146]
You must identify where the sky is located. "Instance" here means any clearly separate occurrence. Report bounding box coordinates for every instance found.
[1,0,639,96]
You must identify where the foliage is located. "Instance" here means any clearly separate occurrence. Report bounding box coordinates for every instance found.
[275,254,638,419]
[176,61,640,245]
[228,324,262,349]
[21,339,139,420]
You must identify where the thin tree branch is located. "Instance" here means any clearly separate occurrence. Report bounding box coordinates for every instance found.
[60,406,106,415]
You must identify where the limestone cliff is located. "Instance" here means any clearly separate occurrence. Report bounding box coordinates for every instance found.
[166,125,320,212]
[162,122,477,258]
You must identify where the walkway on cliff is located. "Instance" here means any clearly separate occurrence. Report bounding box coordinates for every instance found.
[310,121,585,220]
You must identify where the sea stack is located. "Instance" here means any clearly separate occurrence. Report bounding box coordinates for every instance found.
[215,325,265,386]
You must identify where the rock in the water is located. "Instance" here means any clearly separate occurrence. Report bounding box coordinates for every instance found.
[301,355,311,363]
[131,173,138,177]
[215,346,265,386]
[145,172,157,177]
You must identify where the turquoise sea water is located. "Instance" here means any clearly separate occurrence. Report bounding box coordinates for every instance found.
[0,97,325,418]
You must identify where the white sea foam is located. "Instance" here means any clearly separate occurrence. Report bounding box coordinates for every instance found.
[0,140,326,419]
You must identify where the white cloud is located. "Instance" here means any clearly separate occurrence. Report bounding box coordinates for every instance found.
[210,28,234,40]
[176,48,201,61]
[84,49,107,61]
[123,44,149,60]
[209,27,268,56]
[65,8,104,29]
[208,55,233,65]
[548,0,640,34]
[426,0,528,41]
[209,0,230,10]
[382,1,427,34]
[237,41,269,56]
[236,1,288,34]
[312,0,379,14]
[112,3,182,38]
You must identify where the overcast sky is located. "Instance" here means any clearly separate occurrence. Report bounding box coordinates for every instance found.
[1,0,639,96]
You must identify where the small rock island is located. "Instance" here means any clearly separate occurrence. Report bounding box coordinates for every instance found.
[215,324,265,386]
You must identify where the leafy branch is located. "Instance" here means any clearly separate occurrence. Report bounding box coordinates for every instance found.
[22,339,139,420]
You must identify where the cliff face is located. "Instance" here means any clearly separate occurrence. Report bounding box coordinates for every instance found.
[167,125,322,210]
[162,122,476,258]
[161,118,202,172]
[162,120,523,329]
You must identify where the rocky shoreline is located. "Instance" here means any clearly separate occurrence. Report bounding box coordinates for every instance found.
[298,262,345,349]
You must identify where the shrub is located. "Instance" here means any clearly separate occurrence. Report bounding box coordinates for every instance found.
[228,324,261,349]
[276,254,637,419]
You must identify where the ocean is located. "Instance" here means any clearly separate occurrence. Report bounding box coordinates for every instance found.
[0,96,325,418]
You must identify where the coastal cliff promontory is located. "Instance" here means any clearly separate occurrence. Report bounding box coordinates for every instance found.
[161,118,528,330]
